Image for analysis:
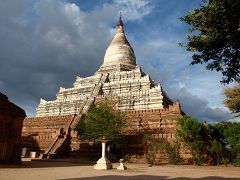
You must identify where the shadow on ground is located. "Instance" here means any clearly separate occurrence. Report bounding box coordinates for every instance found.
[0,160,94,169]
[59,175,240,180]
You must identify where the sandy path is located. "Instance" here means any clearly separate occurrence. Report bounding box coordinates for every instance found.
[0,160,240,180]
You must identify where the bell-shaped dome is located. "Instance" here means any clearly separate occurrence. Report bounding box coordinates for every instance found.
[99,17,136,72]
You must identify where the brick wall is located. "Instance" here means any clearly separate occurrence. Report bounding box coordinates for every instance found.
[22,101,184,162]
[22,115,76,153]
[122,101,184,162]
[126,101,183,136]
[0,93,26,163]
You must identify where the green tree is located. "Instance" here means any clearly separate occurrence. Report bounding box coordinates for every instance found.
[177,116,208,156]
[224,83,240,116]
[75,100,127,143]
[223,122,240,156]
[177,116,225,165]
[177,116,240,165]
[180,0,240,84]
[207,123,230,165]
[209,139,223,165]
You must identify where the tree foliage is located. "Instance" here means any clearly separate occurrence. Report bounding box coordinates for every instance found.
[145,136,181,165]
[176,116,208,155]
[224,83,240,116]
[75,100,127,143]
[223,122,240,155]
[176,116,240,165]
[181,0,240,84]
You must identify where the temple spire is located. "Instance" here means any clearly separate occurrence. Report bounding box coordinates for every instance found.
[117,12,123,27]
[98,15,136,72]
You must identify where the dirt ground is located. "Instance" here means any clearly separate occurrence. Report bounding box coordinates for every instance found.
[0,159,240,180]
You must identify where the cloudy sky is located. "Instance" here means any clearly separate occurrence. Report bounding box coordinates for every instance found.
[0,0,238,122]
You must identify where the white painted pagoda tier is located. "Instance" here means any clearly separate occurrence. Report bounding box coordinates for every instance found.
[36,18,173,117]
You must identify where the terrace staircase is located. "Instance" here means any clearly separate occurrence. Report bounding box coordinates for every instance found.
[42,73,108,159]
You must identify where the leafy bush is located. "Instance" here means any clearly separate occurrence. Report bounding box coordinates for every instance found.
[234,156,240,167]
[221,157,230,166]
[177,116,207,155]
[146,151,156,165]
[193,155,204,166]
[145,136,181,165]
[145,136,162,165]
[165,142,181,165]
[177,116,240,165]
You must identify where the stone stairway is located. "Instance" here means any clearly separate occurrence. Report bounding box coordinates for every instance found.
[69,73,109,155]
[43,136,67,158]
[82,73,108,114]
[42,114,79,158]
[42,73,108,159]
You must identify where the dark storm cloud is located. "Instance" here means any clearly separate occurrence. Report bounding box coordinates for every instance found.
[0,0,116,115]
[140,63,232,122]
[166,86,232,122]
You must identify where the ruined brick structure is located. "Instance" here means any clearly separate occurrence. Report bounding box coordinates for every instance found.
[0,93,26,163]
[22,17,184,160]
